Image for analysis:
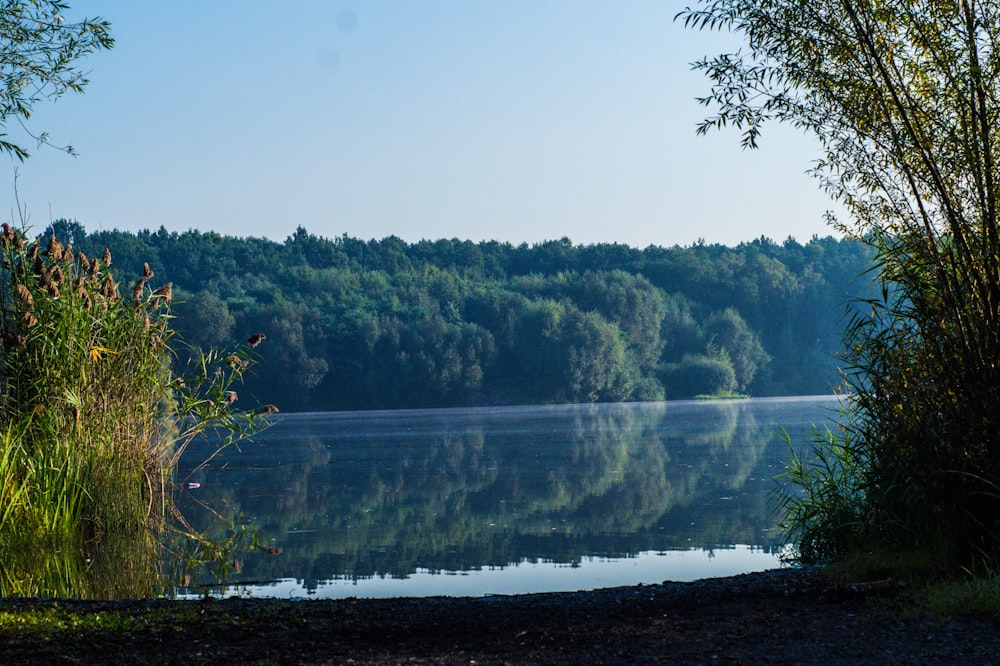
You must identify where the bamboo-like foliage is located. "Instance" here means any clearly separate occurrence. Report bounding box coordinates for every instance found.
[0,1,114,160]
[681,0,1000,569]
[0,225,268,556]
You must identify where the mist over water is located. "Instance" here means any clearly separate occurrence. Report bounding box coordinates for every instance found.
[175,395,840,598]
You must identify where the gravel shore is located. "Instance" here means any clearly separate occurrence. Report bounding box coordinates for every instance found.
[2,568,999,664]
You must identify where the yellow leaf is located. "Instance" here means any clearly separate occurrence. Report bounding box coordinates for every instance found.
[89,346,119,364]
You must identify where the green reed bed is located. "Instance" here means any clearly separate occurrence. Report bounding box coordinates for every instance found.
[0,225,267,596]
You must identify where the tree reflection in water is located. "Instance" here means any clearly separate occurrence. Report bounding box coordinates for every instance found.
[0,397,837,598]
[172,396,838,595]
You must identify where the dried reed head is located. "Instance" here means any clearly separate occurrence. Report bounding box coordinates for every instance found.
[152,282,173,306]
[21,312,37,328]
[1,223,18,249]
[15,284,33,307]
[143,262,154,279]
[102,247,111,266]
[101,274,118,301]
[45,234,64,261]
[132,277,147,306]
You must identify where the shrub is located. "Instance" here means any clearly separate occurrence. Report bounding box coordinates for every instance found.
[660,353,738,399]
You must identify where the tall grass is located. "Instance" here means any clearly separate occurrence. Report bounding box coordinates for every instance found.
[779,228,1000,577]
[775,421,871,564]
[0,225,267,596]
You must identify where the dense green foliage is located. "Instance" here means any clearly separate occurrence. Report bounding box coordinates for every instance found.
[0,228,179,546]
[48,220,872,412]
[0,226,267,596]
[683,0,1000,573]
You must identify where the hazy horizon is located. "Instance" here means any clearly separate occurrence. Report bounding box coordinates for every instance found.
[7,2,846,249]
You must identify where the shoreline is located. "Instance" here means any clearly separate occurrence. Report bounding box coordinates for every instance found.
[173,546,785,601]
[3,568,1000,664]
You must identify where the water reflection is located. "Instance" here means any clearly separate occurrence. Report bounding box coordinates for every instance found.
[0,397,838,599]
[0,526,166,599]
[179,546,782,599]
[0,495,259,600]
[174,396,838,597]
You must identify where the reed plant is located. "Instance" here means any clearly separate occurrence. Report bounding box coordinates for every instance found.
[0,224,268,587]
[775,422,872,564]
[681,0,1000,584]
[779,227,1000,575]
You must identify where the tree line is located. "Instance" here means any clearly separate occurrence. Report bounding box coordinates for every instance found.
[46,220,872,412]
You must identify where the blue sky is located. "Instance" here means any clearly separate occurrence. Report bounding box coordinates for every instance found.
[5,2,843,248]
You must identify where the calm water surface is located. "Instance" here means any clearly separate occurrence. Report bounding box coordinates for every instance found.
[176,395,840,598]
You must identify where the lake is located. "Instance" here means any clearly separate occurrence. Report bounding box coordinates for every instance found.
[174,395,841,599]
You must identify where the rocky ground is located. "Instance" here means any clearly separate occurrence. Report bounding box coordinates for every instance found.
[2,568,999,664]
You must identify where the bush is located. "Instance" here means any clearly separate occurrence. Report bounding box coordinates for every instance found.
[659,353,737,399]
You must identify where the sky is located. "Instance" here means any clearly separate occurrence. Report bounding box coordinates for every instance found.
[4,2,845,249]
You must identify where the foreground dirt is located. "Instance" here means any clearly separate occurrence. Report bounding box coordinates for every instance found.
[2,568,999,664]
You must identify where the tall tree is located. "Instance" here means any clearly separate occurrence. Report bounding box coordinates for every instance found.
[0,1,113,159]
[702,307,769,391]
[680,0,1000,567]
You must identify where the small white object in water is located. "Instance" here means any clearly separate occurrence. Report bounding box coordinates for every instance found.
[187,482,201,489]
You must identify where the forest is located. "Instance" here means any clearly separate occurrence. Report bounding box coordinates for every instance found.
[45,220,872,412]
